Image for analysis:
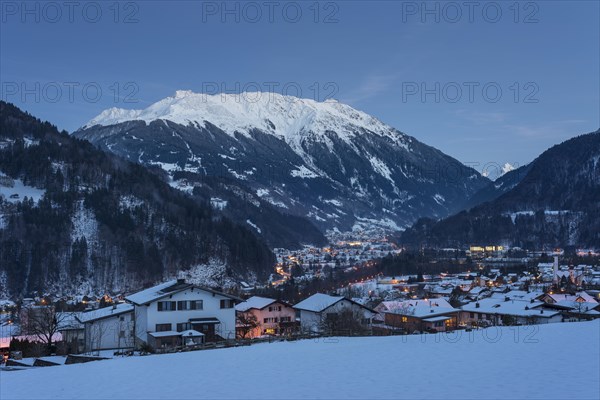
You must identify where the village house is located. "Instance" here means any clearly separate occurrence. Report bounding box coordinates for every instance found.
[124,279,241,350]
[460,291,561,326]
[375,298,459,334]
[537,291,600,320]
[77,303,135,353]
[235,296,296,338]
[538,291,597,305]
[56,311,84,354]
[293,293,375,334]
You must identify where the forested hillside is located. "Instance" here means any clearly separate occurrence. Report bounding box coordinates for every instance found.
[0,102,275,299]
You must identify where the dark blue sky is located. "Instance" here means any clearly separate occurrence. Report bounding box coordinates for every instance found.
[1,1,598,172]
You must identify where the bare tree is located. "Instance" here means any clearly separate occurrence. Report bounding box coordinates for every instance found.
[21,305,68,354]
[320,309,370,336]
[236,312,259,339]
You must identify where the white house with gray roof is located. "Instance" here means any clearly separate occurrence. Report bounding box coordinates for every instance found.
[293,293,375,333]
[77,303,135,353]
[125,279,242,349]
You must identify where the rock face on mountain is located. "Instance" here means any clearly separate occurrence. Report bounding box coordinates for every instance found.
[76,91,489,232]
[401,130,600,249]
[0,102,276,299]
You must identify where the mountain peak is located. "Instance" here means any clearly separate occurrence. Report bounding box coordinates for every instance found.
[82,90,406,149]
[173,90,195,99]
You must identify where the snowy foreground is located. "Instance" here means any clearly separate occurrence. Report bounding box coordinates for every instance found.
[2,322,599,400]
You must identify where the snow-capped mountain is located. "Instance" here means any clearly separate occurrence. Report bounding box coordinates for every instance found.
[77,91,489,232]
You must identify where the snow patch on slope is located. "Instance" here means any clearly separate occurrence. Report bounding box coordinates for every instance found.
[291,165,319,179]
[246,220,261,233]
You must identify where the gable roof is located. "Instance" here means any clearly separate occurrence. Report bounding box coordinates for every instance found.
[294,293,375,313]
[554,300,600,313]
[77,303,134,323]
[57,312,84,330]
[382,299,457,318]
[235,296,288,312]
[125,280,183,305]
[294,293,344,312]
[490,290,543,303]
[461,298,560,318]
[125,279,241,305]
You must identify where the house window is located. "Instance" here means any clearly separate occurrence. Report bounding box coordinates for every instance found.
[470,312,474,318]
[326,313,338,322]
[156,323,172,332]
[401,316,408,323]
[268,305,282,312]
[280,316,291,323]
[177,300,203,311]
[157,301,176,311]
[361,318,370,325]
[434,321,443,327]
[177,323,192,332]
[191,300,203,310]
[220,299,235,309]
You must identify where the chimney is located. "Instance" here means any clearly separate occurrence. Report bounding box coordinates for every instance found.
[475,302,480,308]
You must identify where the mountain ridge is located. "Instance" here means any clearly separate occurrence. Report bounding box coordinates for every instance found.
[77,91,490,232]
[400,129,600,248]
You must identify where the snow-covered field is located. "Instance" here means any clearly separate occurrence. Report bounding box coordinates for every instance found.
[2,322,599,400]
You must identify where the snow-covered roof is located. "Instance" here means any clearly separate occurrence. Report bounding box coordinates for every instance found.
[179,330,204,337]
[294,293,344,312]
[382,299,457,318]
[554,301,599,313]
[429,286,453,294]
[77,303,133,323]
[461,298,559,318]
[125,280,184,305]
[490,290,543,303]
[546,292,598,304]
[422,315,453,323]
[469,287,489,295]
[125,279,241,305]
[57,312,84,330]
[149,330,180,338]
[235,296,277,312]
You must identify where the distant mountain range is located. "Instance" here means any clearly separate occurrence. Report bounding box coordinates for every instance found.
[0,102,277,299]
[461,164,532,211]
[75,90,490,233]
[401,130,600,249]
